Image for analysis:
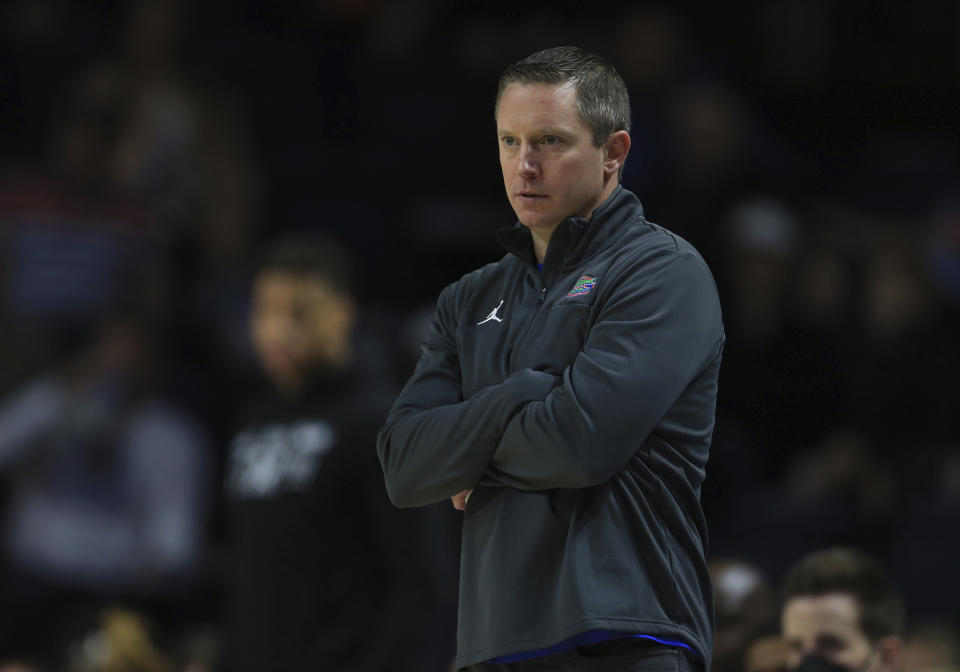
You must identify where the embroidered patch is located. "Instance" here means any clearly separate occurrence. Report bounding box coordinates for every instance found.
[567,275,598,297]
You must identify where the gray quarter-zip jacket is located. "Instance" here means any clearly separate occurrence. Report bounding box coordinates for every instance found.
[378,186,724,669]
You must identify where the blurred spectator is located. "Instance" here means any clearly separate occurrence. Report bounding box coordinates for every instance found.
[78,0,261,379]
[0,73,165,395]
[92,0,259,245]
[711,558,780,672]
[722,197,801,346]
[845,226,957,451]
[220,236,455,672]
[0,316,209,668]
[781,547,905,672]
[624,78,755,239]
[708,198,847,565]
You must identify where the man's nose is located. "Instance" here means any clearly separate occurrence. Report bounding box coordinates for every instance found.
[517,148,540,178]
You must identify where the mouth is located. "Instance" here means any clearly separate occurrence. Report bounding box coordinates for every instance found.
[516,191,548,202]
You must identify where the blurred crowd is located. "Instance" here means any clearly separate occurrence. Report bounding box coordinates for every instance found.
[1,0,958,670]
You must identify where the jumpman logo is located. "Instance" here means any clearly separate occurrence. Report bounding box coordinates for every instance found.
[477,299,505,325]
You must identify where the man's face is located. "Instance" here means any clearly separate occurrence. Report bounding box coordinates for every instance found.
[250,271,354,392]
[496,82,610,236]
[782,594,877,672]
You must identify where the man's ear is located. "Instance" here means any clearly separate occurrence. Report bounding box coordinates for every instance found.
[604,130,631,178]
[875,635,904,672]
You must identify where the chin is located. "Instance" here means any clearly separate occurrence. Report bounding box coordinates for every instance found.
[517,211,558,230]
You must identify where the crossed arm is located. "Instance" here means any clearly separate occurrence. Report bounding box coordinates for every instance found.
[377,253,723,508]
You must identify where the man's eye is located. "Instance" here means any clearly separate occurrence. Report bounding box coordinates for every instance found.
[502,137,516,146]
[544,135,559,145]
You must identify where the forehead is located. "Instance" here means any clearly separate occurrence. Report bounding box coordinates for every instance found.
[783,593,863,639]
[496,81,586,131]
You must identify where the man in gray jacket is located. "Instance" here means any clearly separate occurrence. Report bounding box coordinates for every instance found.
[378,46,724,671]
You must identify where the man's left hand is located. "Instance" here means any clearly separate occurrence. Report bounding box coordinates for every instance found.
[451,489,473,510]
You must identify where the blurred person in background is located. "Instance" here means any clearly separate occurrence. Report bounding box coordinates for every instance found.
[713,196,842,476]
[0,68,165,397]
[220,236,453,672]
[0,1,257,461]
[781,547,905,672]
[707,197,850,569]
[816,225,960,617]
[0,315,209,670]
[844,227,957,455]
[94,0,262,374]
[56,0,264,456]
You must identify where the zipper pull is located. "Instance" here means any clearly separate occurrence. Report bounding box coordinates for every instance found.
[537,286,546,305]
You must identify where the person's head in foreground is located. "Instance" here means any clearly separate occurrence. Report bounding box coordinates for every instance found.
[782,547,905,672]
[249,236,356,397]
[494,45,631,257]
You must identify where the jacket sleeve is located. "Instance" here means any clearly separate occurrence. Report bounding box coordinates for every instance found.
[485,251,724,490]
[377,283,556,508]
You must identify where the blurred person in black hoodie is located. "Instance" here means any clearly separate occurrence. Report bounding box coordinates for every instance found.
[220,236,455,672]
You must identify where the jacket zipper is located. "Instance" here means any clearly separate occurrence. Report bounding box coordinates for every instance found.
[507,269,549,371]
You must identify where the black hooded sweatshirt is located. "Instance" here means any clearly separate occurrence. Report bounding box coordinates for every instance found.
[223,367,454,671]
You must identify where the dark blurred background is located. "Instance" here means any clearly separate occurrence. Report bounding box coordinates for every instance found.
[1,0,958,670]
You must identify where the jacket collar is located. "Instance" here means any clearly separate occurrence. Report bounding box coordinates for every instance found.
[496,185,644,287]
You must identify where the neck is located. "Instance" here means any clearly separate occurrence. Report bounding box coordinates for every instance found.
[531,227,555,264]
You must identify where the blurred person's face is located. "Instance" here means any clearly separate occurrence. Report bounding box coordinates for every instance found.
[783,593,901,672]
[250,272,355,394]
[496,82,628,246]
